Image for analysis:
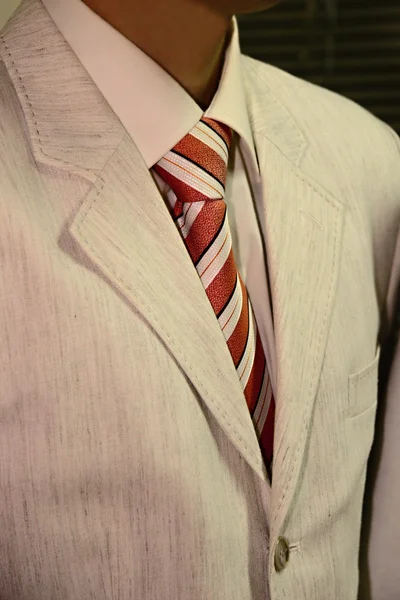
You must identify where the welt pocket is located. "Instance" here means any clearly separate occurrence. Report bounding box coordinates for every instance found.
[347,345,381,418]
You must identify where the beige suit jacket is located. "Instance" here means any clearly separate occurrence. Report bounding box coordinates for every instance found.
[0,1,399,598]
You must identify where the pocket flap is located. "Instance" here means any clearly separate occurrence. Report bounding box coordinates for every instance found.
[348,345,381,417]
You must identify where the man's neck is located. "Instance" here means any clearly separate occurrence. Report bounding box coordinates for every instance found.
[81,0,233,109]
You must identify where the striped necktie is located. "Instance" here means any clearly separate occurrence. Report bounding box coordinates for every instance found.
[154,116,275,470]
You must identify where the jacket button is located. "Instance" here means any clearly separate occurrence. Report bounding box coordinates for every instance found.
[274,537,290,572]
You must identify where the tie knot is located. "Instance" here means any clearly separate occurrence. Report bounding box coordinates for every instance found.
[154,117,233,203]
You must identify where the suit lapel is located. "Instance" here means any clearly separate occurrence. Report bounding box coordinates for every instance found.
[254,132,346,536]
[68,134,269,483]
[0,0,269,481]
[0,0,269,482]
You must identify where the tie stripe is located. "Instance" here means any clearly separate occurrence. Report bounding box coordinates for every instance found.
[201,117,232,148]
[154,117,275,471]
[158,153,225,200]
[173,138,227,185]
[197,228,231,288]
[254,371,273,431]
[207,253,237,317]
[177,202,205,241]
[191,124,229,161]
[244,332,266,410]
[186,203,227,265]
[227,281,250,367]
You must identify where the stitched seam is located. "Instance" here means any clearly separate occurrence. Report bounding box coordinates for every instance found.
[295,168,346,209]
[245,61,307,166]
[274,172,342,524]
[73,175,259,465]
[244,61,352,207]
[348,402,377,421]
[348,352,380,392]
[299,209,323,230]
[257,123,346,211]
[348,355,379,417]
[256,117,305,168]
[0,36,96,175]
[355,365,378,385]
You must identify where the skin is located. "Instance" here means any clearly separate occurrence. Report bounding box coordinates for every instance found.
[81,0,281,108]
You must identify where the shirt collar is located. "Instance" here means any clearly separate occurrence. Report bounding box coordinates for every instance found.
[205,19,259,174]
[41,0,259,172]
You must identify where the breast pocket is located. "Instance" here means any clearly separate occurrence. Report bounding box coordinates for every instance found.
[346,345,381,474]
[348,346,381,418]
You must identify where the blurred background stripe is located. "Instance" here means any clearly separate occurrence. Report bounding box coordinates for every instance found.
[238,0,400,134]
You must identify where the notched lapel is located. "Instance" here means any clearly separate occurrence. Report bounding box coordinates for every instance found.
[68,134,269,483]
[255,135,346,538]
[1,0,268,482]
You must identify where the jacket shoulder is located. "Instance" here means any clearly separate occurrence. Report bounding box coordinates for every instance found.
[242,54,398,143]
[241,55,400,197]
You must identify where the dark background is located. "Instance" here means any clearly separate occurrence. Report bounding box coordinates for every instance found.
[238,0,400,134]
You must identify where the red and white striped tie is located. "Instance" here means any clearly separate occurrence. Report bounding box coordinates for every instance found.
[154,117,275,470]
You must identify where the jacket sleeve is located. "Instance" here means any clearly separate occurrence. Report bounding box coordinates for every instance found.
[359,129,400,600]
